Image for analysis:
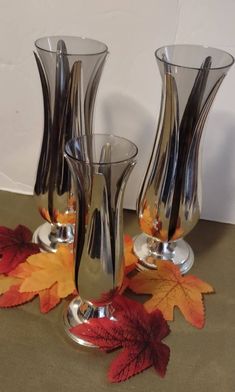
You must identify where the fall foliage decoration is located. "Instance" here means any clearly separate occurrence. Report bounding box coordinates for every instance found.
[129,260,214,328]
[0,284,37,307]
[70,295,170,382]
[0,246,75,313]
[0,223,215,382]
[0,228,214,327]
[0,225,40,274]
[0,275,20,295]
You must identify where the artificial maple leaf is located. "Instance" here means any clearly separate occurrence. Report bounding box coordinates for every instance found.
[0,275,20,295]
[124,235,138,273]
[129,260,214,328]
[0,284,36,307]
[16,245,75,298]
[70,295,170,382]
[38,283,61,313]
[0,279,61,314]
[8,261,41,279]
[0,225,40,274]
[1,245,75,313]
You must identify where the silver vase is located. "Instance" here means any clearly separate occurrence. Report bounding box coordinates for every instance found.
[63,134,137,346]
[134,44,234,273]
[33,36,108,252]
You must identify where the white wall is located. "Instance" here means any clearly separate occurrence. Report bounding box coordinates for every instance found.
[0,0,235,223]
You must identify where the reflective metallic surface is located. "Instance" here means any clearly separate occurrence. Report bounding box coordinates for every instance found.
[134,234,194,274]
[134,45,234,273]
[33,36,108,251]
[63,297,113,347]
[63,134,137,346]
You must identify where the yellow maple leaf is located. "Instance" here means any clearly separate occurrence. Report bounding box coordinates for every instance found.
[11,246,75,298]
[0,275,21,295]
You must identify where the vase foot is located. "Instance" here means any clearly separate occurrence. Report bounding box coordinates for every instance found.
[63,297,114,347]
[32,222,74,252]
[133,233,194,274]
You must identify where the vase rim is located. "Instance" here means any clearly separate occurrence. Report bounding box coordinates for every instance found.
[65,133,138,166]
[155,44,234,71]
[35,35,108,56]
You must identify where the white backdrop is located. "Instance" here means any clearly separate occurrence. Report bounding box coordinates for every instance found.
[1,0,235,223]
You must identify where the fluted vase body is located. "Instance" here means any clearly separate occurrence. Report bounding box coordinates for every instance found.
[33,36,108,251]
[134,45,234,273]
[63,134,137,346]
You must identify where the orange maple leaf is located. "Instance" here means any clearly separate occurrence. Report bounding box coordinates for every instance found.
[129,260,214,328]
[0,246,76,313]
[38,283,61,313]
[15,246,75,298]
[0,284,37,307]
[0,275,21,295]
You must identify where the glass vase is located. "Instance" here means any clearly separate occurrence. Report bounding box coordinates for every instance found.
[134,45,234,273]
[63,134,137,346]
[33,36,108,252]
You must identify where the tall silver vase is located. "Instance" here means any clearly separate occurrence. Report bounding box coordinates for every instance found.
[63,134,137,346]
[134,45,234,273]
[33,36,108,252]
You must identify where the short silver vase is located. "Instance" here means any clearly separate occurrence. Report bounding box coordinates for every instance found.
[63,134,137,346]
[134,44,234,273]
[33,36,108,252]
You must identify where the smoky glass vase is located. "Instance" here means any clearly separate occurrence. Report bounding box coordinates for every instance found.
[134,44,234,273]
[33,36,108,252]
[63,134,137,346]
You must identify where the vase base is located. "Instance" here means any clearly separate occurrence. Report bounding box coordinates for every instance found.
[133,233,194,274]
[63,297,114,347]
[32,222,74,253]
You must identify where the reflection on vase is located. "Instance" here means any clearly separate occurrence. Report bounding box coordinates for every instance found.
[63,134,137,346]
[32,36,108,252]
[134,45,234,273]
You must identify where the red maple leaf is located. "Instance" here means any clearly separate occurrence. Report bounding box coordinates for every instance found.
[70,295,170,382]
[0,284,37,307]
[0,225,40,274]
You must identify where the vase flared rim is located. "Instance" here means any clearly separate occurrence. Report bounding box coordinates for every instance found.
[155,44,234,71]
[65,133,138,166]
[35,36,108,56]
